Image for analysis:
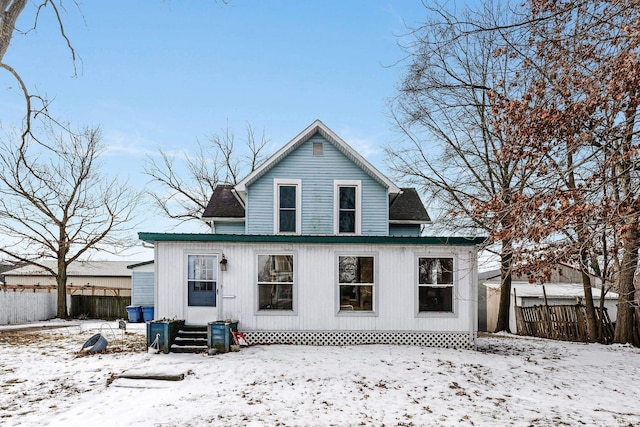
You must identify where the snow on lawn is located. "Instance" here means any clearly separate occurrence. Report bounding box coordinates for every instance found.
[1,321,639,427]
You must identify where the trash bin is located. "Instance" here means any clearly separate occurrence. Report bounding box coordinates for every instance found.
[208,321,233,353]
[126,305,142,323]
[141,306,154,322]
[147,320,185,354]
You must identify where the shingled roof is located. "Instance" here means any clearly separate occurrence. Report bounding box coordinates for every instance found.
[202,184,245,219]
[203,185,430,224]
[389,188,431,223]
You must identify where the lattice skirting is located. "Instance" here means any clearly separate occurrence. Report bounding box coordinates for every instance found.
[243,331,475,349]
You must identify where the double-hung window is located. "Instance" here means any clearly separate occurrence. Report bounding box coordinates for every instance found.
[334,180,361,235]
[338,255,374,312]
[274,179,301,234]
[257,254,294,311]
[418,257,454,313]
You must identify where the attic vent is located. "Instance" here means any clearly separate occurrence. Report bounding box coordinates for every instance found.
[312,142,323,156]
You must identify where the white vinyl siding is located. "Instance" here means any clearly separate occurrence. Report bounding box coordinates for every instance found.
[154,241,476,334]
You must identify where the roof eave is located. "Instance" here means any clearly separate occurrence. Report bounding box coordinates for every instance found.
[235,120,401,193]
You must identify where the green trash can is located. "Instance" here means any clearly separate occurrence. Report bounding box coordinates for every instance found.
[207,321,238,353]
[147,320,184,354]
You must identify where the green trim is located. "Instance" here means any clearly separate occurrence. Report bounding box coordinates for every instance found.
[138,233,486,246]
[126,260,155,269]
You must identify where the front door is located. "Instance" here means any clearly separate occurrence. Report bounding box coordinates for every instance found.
[186,254,219,324]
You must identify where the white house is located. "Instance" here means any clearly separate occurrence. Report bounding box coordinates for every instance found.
[139,120,485,349]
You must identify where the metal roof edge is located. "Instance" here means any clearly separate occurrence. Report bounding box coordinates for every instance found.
[126,260,155,269]
[138,232,487,246]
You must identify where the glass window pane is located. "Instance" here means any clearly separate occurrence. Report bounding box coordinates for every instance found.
[419,286,453,312]
[339,211,355,233]
[339,256,374,283]
[279,185,296,209]
[257,255,294,283]
[418,258,453,284]
[279,210,296,232]
[259,284,293,310]
[339,187,356,209]
[339,285,373,311]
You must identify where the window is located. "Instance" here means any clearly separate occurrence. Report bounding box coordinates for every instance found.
[187,255,217,307]
[257,254,294,310]
[274,179,301,234]
[418,257,454,312]
[338,256,374,312]
[334,180,361,234]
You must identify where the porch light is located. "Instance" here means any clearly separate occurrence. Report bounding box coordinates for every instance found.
[220,255,228,271]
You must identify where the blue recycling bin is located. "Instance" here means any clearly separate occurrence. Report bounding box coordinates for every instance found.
[141,306,155,322]
[126,305,142,323]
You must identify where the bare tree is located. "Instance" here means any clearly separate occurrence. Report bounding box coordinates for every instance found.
[145,123,269,225]
[0,124,141,317]
[1,1,79,140]
[389,3,539,332]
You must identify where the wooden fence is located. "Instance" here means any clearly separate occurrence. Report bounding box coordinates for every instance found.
[515,304,614,343]
[0,291,62,325]
[70,295,131,320]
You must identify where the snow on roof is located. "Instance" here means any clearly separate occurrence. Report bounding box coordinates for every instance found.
[3,261,133,277]
[483,280,618,299]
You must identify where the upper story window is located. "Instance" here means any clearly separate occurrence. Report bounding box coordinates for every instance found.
[334,180,361,235]
[274,179,301,234]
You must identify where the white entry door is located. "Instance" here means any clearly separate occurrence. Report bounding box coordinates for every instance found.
[185,254,219,324]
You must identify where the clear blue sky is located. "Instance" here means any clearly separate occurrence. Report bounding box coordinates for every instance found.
[1,1,437,260]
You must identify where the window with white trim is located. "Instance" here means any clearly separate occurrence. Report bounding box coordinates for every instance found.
[274,179,301,234]
[334,180,361,234]
[338,255,374,312]
[257,254,294,310]
[187,255,217,307]
[418,257,454,312]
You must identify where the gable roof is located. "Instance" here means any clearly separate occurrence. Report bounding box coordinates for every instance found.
[202,184,245,220]
[235,120,401,195]
[389,188,431,224]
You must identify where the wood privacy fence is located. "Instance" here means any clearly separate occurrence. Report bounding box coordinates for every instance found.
[515,304,614,344]
[70,295,131,320]
[0,291,59,325]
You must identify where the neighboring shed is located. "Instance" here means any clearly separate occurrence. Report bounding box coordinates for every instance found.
[127,261,154,307]
[482,280,618,333]
[2,261,133,296]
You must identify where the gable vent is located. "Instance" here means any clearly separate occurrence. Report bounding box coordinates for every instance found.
[312,142,323,156]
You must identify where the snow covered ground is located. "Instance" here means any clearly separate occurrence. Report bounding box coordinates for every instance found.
[1,320,639,426]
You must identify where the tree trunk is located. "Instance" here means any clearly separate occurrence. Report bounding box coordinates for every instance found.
[495,239,513,332]
[580,248,599,342]
[613,225,639,344]
[0,0,27,62]
[56,256,68,318]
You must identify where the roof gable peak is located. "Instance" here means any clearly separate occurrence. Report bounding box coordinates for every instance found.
[235,120,400,194]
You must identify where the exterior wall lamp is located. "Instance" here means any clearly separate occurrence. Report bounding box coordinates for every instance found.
[220,254,228,271]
